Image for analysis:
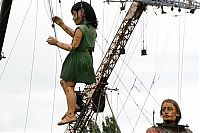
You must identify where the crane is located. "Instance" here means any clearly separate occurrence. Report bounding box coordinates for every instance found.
[64,0,200,132]
[0,0,13,60]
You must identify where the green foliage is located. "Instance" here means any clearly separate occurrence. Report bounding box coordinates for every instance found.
[102,116,119,133]
[83,116,119,133]
[83,119,101,133]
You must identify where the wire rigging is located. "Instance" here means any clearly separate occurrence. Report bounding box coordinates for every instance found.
[117,79,137,119]
[0,0,33,79]
[132,76,156,133]
[48,0,57,37]
[102,4,122,52]
[110,11,156,94]
[177,13,186,103]
[101,3,105,58]
[118,93,135,131]
[42,0,52,21]
[46,0,65,131]
[24,0,38,131]
[116,78,153,127]
[116,54,160,106]
[50,49,59,132]
[109,10,147,92]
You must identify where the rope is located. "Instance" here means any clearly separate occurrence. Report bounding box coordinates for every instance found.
[24,0,38,131]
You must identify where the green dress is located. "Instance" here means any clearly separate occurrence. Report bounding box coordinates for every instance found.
[60,21,96,84]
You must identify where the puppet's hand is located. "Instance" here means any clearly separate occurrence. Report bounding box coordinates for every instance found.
[47,36,58,46]
[52,16,63,25]
[146,127,160,133]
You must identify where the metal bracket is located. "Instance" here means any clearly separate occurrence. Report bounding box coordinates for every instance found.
[0,52,6,60]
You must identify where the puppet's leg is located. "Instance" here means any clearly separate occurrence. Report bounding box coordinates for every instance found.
[57,80,77,125]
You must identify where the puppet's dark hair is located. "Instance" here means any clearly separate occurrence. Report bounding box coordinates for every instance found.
[160,99,182,124]
[71,1,98,28]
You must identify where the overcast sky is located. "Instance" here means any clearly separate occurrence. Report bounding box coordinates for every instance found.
[0,0,199,132]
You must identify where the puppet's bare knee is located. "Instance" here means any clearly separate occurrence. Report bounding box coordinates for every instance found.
[60,80,75,91]
[60,80,67,88]
[66,81,75,88]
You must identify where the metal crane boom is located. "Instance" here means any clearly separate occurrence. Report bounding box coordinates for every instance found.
[0,0,13,60]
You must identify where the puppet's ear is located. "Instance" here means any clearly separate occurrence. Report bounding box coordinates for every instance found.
[81,9,85,17]
[176,113,180,116]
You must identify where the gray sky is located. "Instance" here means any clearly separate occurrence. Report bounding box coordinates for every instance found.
[0,0,199,132]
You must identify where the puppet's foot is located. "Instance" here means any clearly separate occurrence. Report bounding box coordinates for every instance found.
[61,106,80,120]
[58,114,76,125]
[61,113,67,120]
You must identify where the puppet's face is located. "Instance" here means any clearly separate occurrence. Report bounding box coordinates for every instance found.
[161,102,178,123]
[72,9,85,25]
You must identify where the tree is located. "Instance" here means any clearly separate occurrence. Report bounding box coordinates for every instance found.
[102,116,119,133]
[83,119,101,133]
[83,116,119,133]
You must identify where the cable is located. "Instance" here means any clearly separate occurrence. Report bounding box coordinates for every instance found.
[117,79,137,119]
[116,78,153,128]
[24,0,38,131]
[178,12,186,103]
[132,76,156,133]
[42,0,53,21]
[50,49,58,132]
[117,93,134,131]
